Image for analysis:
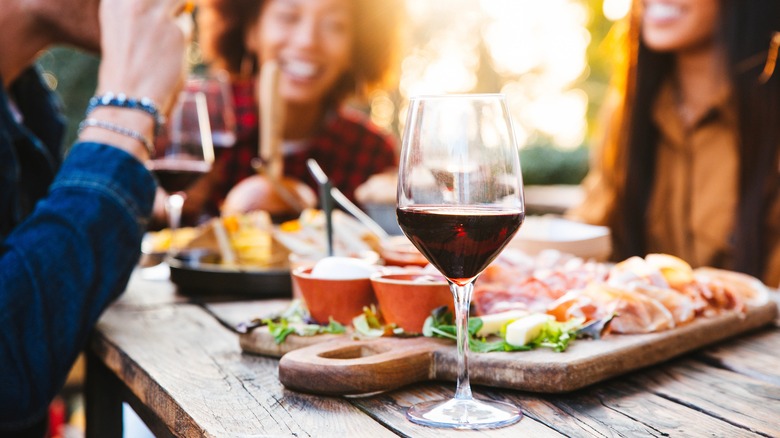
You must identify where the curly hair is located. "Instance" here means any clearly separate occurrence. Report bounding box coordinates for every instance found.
[197,0,404,105]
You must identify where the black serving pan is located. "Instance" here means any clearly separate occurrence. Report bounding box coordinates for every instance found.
[167,249,292,298]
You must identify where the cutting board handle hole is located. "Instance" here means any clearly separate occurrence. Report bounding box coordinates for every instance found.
[318,344,383,360]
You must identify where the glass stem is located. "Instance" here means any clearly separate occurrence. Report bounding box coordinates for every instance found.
[165,192,186,254]
[451,281,474,401]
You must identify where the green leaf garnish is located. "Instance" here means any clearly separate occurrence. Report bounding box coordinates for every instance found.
[422,306,582,353]
[263,316,345,344]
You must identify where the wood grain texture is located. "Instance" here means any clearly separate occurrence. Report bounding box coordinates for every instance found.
[88,272,780,437]
[241,300,777,394]
[200,299,292,332]
[627,358,780,436]
[240,327,345,357]
[698,328,780,386]
[553,381,762,437]
[92,303,397,437]
[351,367,772,437]
[278,337,445,395]
[350,383,567,437]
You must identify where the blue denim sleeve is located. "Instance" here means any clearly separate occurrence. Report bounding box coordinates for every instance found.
[0,142,155,429]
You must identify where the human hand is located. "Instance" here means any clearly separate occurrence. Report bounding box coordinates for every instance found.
[95,0,192,115]
[80,0,192,161]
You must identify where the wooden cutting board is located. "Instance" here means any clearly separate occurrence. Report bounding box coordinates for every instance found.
[239,301,777,395]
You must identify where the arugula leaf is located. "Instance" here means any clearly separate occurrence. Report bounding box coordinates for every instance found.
[264,318,297,344]
[263,317,345,344]
[321,319,346,335]
[422,306,582,353]
[528,318,582,352]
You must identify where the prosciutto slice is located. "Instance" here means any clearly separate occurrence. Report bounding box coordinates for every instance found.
[472,251,768,335]
[548,284,676,334]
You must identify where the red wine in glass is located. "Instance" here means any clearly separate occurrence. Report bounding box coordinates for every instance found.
[152,87,215,257]
[147,159,211,193]
[397,94,525,428]
[397,206,524,285]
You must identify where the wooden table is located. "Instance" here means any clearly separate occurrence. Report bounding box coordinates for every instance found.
[86,269,780,437]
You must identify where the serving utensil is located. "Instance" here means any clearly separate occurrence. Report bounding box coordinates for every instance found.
[329,187,389,240]
[306,159,334,256]
[254,60,307,213]
[259,60,284,180]
[211,217,237,265]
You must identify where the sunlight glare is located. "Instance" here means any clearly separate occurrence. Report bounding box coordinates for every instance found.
[392,0,592,149]
[603,0,631,21]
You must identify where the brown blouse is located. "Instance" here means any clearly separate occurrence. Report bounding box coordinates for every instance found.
[569,80,780,287]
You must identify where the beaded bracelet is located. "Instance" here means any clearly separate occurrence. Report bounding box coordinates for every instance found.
[78,118,155,156]
[86,92,164,133]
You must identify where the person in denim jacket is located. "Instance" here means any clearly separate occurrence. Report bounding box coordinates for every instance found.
[0,0,190,435]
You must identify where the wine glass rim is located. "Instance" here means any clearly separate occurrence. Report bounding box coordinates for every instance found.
[408,93,506,100]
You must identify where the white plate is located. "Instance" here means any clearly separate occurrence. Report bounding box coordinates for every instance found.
[509,215,611,261]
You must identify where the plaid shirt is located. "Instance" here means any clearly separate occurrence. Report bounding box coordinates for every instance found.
[208,79,398,214]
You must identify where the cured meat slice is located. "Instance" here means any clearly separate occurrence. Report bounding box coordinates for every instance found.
[472,251,768,335]
[548,284,676,334]
[629,284,696,325]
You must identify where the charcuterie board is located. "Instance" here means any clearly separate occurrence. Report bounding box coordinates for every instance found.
[239,299,777,395]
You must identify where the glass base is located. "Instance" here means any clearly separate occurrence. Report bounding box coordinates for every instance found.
[407,397,522,429]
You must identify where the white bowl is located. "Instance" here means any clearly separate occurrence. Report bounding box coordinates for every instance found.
[509,215,611,261]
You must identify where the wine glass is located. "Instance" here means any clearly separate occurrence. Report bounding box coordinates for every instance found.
[396,94,525,429]
[183,71,237,149]
[148,89,215,255]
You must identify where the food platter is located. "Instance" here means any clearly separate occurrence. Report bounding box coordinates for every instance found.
[167,250,292,298]
[144,209,383,299]
[236,253,778,394]
[239,297,778,394]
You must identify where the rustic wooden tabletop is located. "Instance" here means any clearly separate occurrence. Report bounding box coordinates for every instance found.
[85,269,780,437]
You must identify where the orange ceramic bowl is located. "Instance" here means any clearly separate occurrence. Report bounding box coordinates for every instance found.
[288,251,380,300]
[292,266,377,325]
[371,272,453,334]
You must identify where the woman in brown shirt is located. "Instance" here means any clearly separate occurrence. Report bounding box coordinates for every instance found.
[569,0,780,286]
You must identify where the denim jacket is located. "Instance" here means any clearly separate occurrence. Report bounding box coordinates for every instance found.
[0,68,156,431]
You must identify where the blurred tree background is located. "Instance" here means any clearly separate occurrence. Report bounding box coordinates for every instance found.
[37,0,625,185]
[36,48,99,151]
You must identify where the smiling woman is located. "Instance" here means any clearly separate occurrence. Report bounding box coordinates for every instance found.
[199,0,400,102]
[569,0,780,287]
[174,0,403,223]
[641,0,720,55]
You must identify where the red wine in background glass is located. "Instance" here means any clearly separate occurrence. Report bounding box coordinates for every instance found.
[397,206,524,285]
[147,159,211,193]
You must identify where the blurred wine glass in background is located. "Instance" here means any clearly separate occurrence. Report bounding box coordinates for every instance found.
[183,71,237,149]
[147,88,215,255]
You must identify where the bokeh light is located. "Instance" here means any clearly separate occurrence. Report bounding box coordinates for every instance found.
[372,0,596,151]
[603,0,631,21]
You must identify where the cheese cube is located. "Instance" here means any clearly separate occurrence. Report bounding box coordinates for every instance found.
[505,313,554,347]
[475,310,528,337]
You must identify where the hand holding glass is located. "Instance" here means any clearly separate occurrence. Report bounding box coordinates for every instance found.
[397,94,525,429]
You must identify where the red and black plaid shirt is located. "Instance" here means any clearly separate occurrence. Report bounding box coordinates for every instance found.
[209,79,398,213]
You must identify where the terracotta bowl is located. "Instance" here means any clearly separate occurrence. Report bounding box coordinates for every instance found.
[288,251,380,300]
[292,266,377,325]
[370,272,453,334]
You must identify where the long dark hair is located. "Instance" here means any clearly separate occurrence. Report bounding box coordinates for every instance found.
[611,0,780,278]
